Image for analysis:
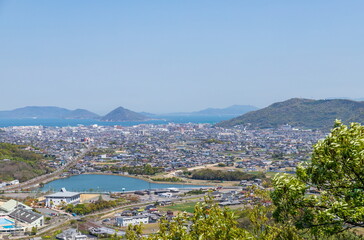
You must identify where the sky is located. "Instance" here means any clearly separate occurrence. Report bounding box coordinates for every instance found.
[1,1,364,114]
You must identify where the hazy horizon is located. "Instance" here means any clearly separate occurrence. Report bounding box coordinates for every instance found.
[0,103,260,115]
[1,1,364,114]
[0,97,363,116]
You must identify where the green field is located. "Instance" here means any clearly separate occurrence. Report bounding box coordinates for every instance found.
[159,202,197,213]
[265,171,279,178]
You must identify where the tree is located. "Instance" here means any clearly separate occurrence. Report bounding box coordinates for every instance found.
[271,121,364,236]
[30,226,37,235]
[125,224,143,240]
[126,196,252,240]
[125,192,363,240]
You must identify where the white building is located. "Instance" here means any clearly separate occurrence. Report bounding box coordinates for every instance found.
[9,180,19,185]
[0,179,19,188]
[116,215,149,227]
[45,188,80,207]
[0,208,44,233]
[9,208,44,232]
[158,192,173,198]
[56,228,88,240]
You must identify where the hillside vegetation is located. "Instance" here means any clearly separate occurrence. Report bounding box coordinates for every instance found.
[190,168,265,181]
[0,143,52,182]
[217,98,364,130]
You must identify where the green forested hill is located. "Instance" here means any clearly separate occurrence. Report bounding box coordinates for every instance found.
[216,98,364,130]
[0,143,52,182]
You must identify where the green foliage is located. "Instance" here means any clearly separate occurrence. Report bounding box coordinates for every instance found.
[30,226,37,235]
[151,177,184,182]
[0,143,42,161]
[125,192,364,240]
[159,202,197,213]
[109,164,163,175]
[272,121,364,236]
[182,170,192,177]
[185,189,205,195]
[125,224,143,240]
[126,196,252,239]
[191,168,265,181]
[0,143,51,181]
[64,199,123,215]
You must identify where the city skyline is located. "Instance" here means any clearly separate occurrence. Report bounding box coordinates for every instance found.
[1,1,364,114]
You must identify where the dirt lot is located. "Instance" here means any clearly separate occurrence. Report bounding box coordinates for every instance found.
[81,193,101,203]
[119,222,160,234]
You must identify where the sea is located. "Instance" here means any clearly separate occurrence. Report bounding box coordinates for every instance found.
[0,115,233,128]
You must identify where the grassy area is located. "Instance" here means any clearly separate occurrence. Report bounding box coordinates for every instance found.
[265,171,296,178]
[352,227,364,236]
[265,172,279,178]
[119,222,160,235]
[141,222,160,234]
[159,202,197,213]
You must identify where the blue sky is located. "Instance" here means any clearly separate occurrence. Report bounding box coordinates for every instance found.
[1,1,363,114]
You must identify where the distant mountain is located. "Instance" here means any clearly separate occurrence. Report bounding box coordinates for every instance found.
[0,106,100,119]
[216,98,364,130]
[327,97,364,101]
[101,107,148,121]
[192,105,258,116]
[65,109,100,119]
[163,105,258,116]
[139,112,159,118]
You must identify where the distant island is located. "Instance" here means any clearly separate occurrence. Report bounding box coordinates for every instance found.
[0,104,258,122]
[101,106,149,121]
[163,105,258,116]
[0,106,150,122]
[0,106,100,119]
[216,98,364,130]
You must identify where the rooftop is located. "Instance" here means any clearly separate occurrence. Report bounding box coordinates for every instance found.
[0,199,31,213]
[9,208,43,224]
[46,188,80,198]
